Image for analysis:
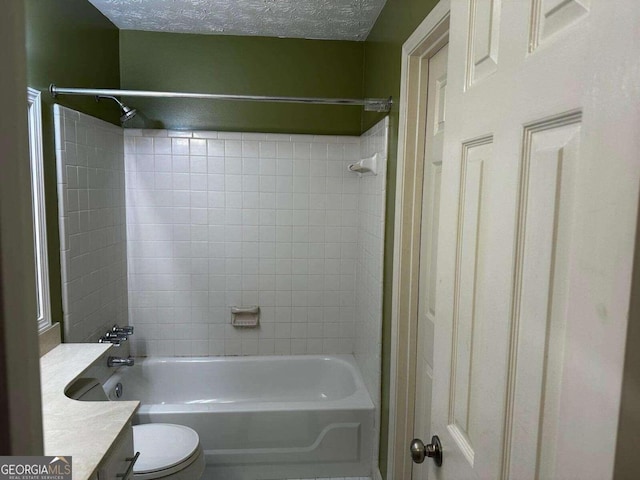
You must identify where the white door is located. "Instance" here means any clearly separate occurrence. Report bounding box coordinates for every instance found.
[429,1,640,479]
[413,43,448,480]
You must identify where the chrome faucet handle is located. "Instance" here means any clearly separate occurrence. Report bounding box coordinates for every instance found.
[98,336,121,346]
[112,325,134,335]
[104,331,128,341]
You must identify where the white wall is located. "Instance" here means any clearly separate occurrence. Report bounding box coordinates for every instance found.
[54,105,128,342]
[354,118,388,471]
[124,129,367,357]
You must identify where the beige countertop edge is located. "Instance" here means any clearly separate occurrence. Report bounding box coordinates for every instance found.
[41,344,139,480]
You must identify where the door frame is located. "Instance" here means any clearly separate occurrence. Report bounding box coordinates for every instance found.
[387,1,450,479]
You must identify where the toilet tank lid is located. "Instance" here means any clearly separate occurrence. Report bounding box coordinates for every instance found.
[133,424,200,474]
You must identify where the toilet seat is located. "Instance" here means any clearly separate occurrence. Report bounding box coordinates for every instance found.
[133,424,203,479]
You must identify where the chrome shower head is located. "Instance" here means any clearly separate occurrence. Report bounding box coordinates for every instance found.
[95,95,137,124]
[119,105,137,123]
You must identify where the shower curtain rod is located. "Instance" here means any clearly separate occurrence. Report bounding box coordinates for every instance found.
[49,84,392,112]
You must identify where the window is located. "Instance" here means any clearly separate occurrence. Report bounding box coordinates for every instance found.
[27,87,51,332]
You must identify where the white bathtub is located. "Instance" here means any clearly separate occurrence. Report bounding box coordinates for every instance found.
[103,355,374,480]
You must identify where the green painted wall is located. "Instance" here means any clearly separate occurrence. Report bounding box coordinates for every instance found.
[25,0,121,336]
[119,31,364,135]
[362,0,440,477]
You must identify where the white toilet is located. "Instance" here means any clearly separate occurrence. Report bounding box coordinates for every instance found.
[69,379,205,480]
[132,423,205,480]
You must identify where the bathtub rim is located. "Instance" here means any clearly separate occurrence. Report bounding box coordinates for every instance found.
[105,353,375,413]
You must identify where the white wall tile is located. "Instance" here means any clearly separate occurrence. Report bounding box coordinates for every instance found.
[172,138,190,155]
[354,117,389,474]
[54,105,128,343]
[125,128,386,362]
[60,120,389,480]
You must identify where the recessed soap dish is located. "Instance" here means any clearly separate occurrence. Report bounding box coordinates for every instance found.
[231,306,260,327]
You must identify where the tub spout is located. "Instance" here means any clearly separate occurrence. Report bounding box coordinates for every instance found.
[108,356,135,367]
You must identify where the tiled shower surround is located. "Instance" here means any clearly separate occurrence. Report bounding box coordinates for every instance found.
[355,118,388,470]
[123,125,387,359]
[54,106,128,342]
[56,109,387,476]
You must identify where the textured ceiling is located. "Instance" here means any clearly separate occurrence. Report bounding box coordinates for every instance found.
[87,0,387,41]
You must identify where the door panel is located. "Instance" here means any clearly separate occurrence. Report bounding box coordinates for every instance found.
[467,0,501,87]
[429,1,639,479]
[449,138,490,470]
[530,0,590,50]
[444,132,518,480]
[508,113,581,480]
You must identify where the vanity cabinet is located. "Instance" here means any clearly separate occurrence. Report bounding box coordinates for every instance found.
[97,424,137,480]
[41,344,139,480]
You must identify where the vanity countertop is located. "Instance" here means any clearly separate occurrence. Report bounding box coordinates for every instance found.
[40,343,139,480]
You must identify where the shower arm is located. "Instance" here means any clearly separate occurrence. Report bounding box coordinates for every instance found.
[49,84,392,113]
[95,94,127,110]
